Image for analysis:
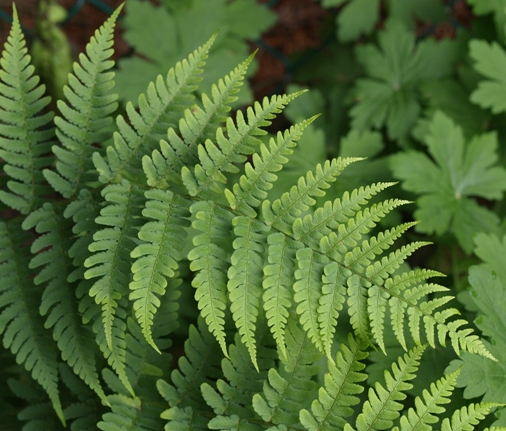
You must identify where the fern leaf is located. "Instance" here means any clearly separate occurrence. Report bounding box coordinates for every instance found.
[0,6,53,213]
[161,406,210,431]
[346,345,426,431]
[252,319,322,426]
[319,198,410,262]
[144,53,255,188]
[93,33,216,184]
[318,262,348,360]
[208,414,264,431]
[84,180,144,349]
[43,7,121,198]
[130,189,190,351]
[22,203,107,403]
[0,221,63,423]
[201,331,277,419]
[188,201,233,356]
[225,115,317,217]
[262,157,361,235]
[439,402,503,431]
[294,247,329,353]
[300,334,368,431]
[262,232,302,359]
[392,368,459,431]
[347,274,370,342]
[227,217,269,370]
[293,182,396,249]
[182,92,304,197]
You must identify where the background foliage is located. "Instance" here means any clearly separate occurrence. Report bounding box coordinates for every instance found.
[0,0,505,430]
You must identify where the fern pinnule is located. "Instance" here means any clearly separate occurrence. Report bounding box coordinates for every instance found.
[228,216,269,370]
[182,91,305,197]
[144,53,255,189]
[0,221,63,424]
[345,344,426,431]
[93,33,217,184]
[188,201,233,357]
[225,115,318,218]
[252,320,322,426]
[262,157,361,235]
[300,335,368,431]
[44,7,121,198]
[294,248,329,354]
[262,232,302,359]
[129,188,190,352]
[22,203,107,404]
[293,182,397,248]
[0,5,53,214]
[84,180,144,351]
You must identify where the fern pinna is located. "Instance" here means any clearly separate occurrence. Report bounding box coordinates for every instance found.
[0,5,499,431]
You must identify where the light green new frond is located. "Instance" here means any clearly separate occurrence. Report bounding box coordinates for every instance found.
[225,116,317,217]
[44,8,120,198]
[440,403,503,431]
[182,92,303,197]
[300,334,368,431]
[262,158,361,235]
[22,203,106,403]
[262,232,302,358]
[0,7,53,213]
[93,33,216,184]
[144,53,255,188]
[319,198,410,263]
[0,221,63,423]
[188,201,234,357]
[392,368,459,431]
[318,262,349,360]
[158,318,222,411]
[201,331,277,419]
[252,320,322,426]
[294,247,329,353]
[293,182,396,249]
[84,180,144,349]
[347,345,426,431]
[130,189,190,352]
[227,217,269,370]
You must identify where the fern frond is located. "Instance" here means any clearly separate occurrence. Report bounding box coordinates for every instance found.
[84,180,144,350]
[182,92,304,197]
[43,7,121,198]
[262,232,302,359]
[0,6,53,213]
[161,406,210,431]
[300,334,368,431]
[262,157,361,235]
[225,115,317,218]
[252,319,322,426]
[345,344,426,431]
[227,217,269,370]
[439,403,503,431]
[201,331,276,419]
[0,221,63,423]
[318,262,348,360]
[129,189,190,352]
[22,203,107,403]
[347,274,370,342]
[188,201,233,356]
[392,368,459,431]
[208,414,264,430]
[294,248,329,353]
[93,33,216,184]
[293,182,396,249]
[144,53,255,188]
